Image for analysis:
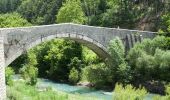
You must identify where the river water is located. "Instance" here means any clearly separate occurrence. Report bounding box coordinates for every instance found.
[13,75,112,100]
[13,75,155,100]
[37,78,112,100]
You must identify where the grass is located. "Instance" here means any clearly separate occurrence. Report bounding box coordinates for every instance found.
[7,81,101,100]
[112,83,148,100]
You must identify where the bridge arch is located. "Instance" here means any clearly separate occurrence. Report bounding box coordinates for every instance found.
[5,33,110,66]
[0,23,156,99]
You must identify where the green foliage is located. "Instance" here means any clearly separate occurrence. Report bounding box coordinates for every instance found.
[81,63,108,87]
[108,37,131,84]
[20,50,38,85]
[69,67,79,84]
[20,65,38,86]
[7,81,100,100]
[127,36,170,82]
[0,13,31,28]
[153,84,170,100]
[113,83,148,100]
[17,0,63,24]
[31,39,82,81]
[166,84,170,95]
[9,54,27,74]
[159,13,170,36]
[108,37,125,67]
[0,0,21,13]
[56,0,86,24]
[116,63,132,84]
[82,46,99,65]
[7,81,68,100]
[68,57,84,72]
[154,49,170,81]
[5,67,14,86]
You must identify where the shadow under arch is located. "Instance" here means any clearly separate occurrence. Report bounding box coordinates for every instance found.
[5,33,111,67]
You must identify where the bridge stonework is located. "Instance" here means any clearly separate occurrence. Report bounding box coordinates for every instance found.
[0,34,6,100]
[0,23,156,99]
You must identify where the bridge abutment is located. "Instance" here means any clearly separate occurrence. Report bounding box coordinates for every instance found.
[0,35,6,100]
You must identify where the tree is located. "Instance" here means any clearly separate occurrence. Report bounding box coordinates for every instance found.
[159,13,170,37]
[0,13,31,28]
[20,50,38,85]
[108,37,125,67]
[17,0,64,24]
[56,0,86,24]
[69,67,79,84]
[40,39,82,81]
[108,37,131,84]
[5,67,14,86]
[0,0,21,13]
[81,63,108,87]
[127,36,170,82]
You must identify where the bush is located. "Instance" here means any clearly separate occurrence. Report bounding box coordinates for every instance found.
[127,36,170,82]
[68,57,84,72]
[5,67,14,86]
[42,39,82,81]
[19,50,38,85]
[20,65,38,85]
[81,63,108,87]
[166,37,170,49]
[7,86,23,100]
[108,37,125,67]
[153,49,170,81]
[159,13,170,37]
[69,67,79,84]
[116,63,132,84]
[82,46,99,65]
[108,37,132,84]
[153,84,170,100]
[135,53,155,81]
[113,83,148,100]
[166,84,170,95]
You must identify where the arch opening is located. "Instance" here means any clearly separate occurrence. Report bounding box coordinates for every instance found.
[5,33,111,67]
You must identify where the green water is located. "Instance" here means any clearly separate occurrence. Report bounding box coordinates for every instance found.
[37,79,112,100]
[13,75,155,100]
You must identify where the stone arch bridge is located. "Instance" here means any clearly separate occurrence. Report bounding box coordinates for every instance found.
[0,23,156,99]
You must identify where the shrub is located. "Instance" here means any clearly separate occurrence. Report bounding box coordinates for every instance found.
[81,63,108,87]
[20,65,38,85]
[154,49,170,81]
[166,84,170,95]
[108,37,125,67]
[116,63,132,84]
[19,50,38,85]
[127,36,170,82]
[68,57,84,72]
[7,86,23,100]
[69,67,79,84]
[153,84,170,100]
[5,67,14,86]
[82,46,99,65]
[113,83,148,100]
[135,53,155,81]
[108,37,132,84]
[127,45,145,68]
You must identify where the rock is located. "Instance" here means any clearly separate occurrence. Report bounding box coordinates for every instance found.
[77,82,95,87]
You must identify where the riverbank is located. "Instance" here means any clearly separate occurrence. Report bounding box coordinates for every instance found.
[10,75,112,100]
[7,81,103,100]
[9,75,170,100]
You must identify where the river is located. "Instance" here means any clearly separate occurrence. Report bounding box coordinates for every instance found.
[13,75,155,100]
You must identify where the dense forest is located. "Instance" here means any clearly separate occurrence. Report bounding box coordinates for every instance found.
[1,0,170,99]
